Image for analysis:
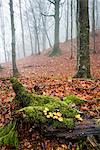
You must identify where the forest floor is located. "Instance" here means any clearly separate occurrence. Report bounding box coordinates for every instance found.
[0,35,100,149]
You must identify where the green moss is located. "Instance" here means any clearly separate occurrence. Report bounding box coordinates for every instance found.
[63,118,74,128]
[11,78,79,129]
[30,95,60,106]
[10,77,34,107]
[52,120,63,128]
[0,121,18,149]
[18,106,47,124]
[18,103,77,128]
[63,95,85,105]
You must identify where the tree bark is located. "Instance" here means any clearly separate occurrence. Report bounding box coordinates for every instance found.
[53,0,60,54]
[9,0,19,76]
[65,0,69,42]
[49,0,61,56]
[75,0,91,78]
[92,0,96,53]
[70,0,73,59]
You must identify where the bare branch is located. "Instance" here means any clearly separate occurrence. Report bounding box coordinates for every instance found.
[47,0,55,5]
[41,12,55,17]
[60,0,66,6]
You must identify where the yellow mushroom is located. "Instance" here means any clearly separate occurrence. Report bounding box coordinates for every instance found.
[58,117,63,122]
[56,112,62,117]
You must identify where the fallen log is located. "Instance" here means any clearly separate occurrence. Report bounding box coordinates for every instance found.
[1,77,99,148]
[43,124,100,140]
[10,78,100,139]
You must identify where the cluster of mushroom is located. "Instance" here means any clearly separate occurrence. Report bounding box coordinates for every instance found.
[43,107,63,122]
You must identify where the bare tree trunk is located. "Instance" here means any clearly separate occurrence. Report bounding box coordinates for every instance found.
[96,0,98,28]
[38,1,52,48]
[42,16,52,48]
[92,0,96,53]
[0,0,7,62]
[29,0,40,55]
[65,0,69,42]
[34,29,37,54]
[75,0,91,78]
[19,0,26,57]
[51,0,60,56]
[42,16,46,50]
[76,0,80,69]
[24,0,34,55]
[70,0,73,59]
[9,0,19,76]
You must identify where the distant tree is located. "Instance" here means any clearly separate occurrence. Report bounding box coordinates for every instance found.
[9,0,19,76]
[70,0,73,59]
[41,0,63,56]
[0,0,7,62]
[47,0,61,56]
[38,0,52,48]
[76,0,80,69]
[19,0,26,57]
[75,0,91,78]
[29,0,40,55]
[24,0,34,55]
[65,0,69,42]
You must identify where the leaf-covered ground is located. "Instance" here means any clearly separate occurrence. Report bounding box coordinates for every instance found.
[0,39,100,149]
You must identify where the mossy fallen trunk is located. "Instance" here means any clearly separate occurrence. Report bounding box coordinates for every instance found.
[1,77,99,148]
[10,77,79,129]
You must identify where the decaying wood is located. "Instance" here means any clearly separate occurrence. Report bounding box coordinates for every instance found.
[87,135,100,150]
[11,78,100,141]
[43,125,100,140]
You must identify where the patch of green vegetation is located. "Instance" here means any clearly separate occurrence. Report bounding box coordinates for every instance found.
[11,78,79,129]
[18,106,47,124]
[18,100,77,128]
[63,94,85,105]
[30,95,60,106]
[10,77,33,107]
[63,118,74,128]
[0,121,18,149]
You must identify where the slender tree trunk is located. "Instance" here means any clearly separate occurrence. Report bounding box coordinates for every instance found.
[9,0,19,76]
[24,0,34,55]
[70,0,73,59]
[41,15,52,48]
[76,0,80,69]
[42,16,46,50]
[34,29,37,54]
[0,0,7,62]
[19,0,26,57]
[65,0,69,42]
[75,0,91,78]
[96,0,98,28]
[92,0,96,53]
[50,0,60,56]
[38,1,52,48]
[53,0,60,54]
[29,0,40,55]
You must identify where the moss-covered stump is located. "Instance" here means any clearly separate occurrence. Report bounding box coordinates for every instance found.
[11,77,81,129]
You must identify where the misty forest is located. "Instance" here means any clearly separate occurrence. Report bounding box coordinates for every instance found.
[0,0,100,149]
